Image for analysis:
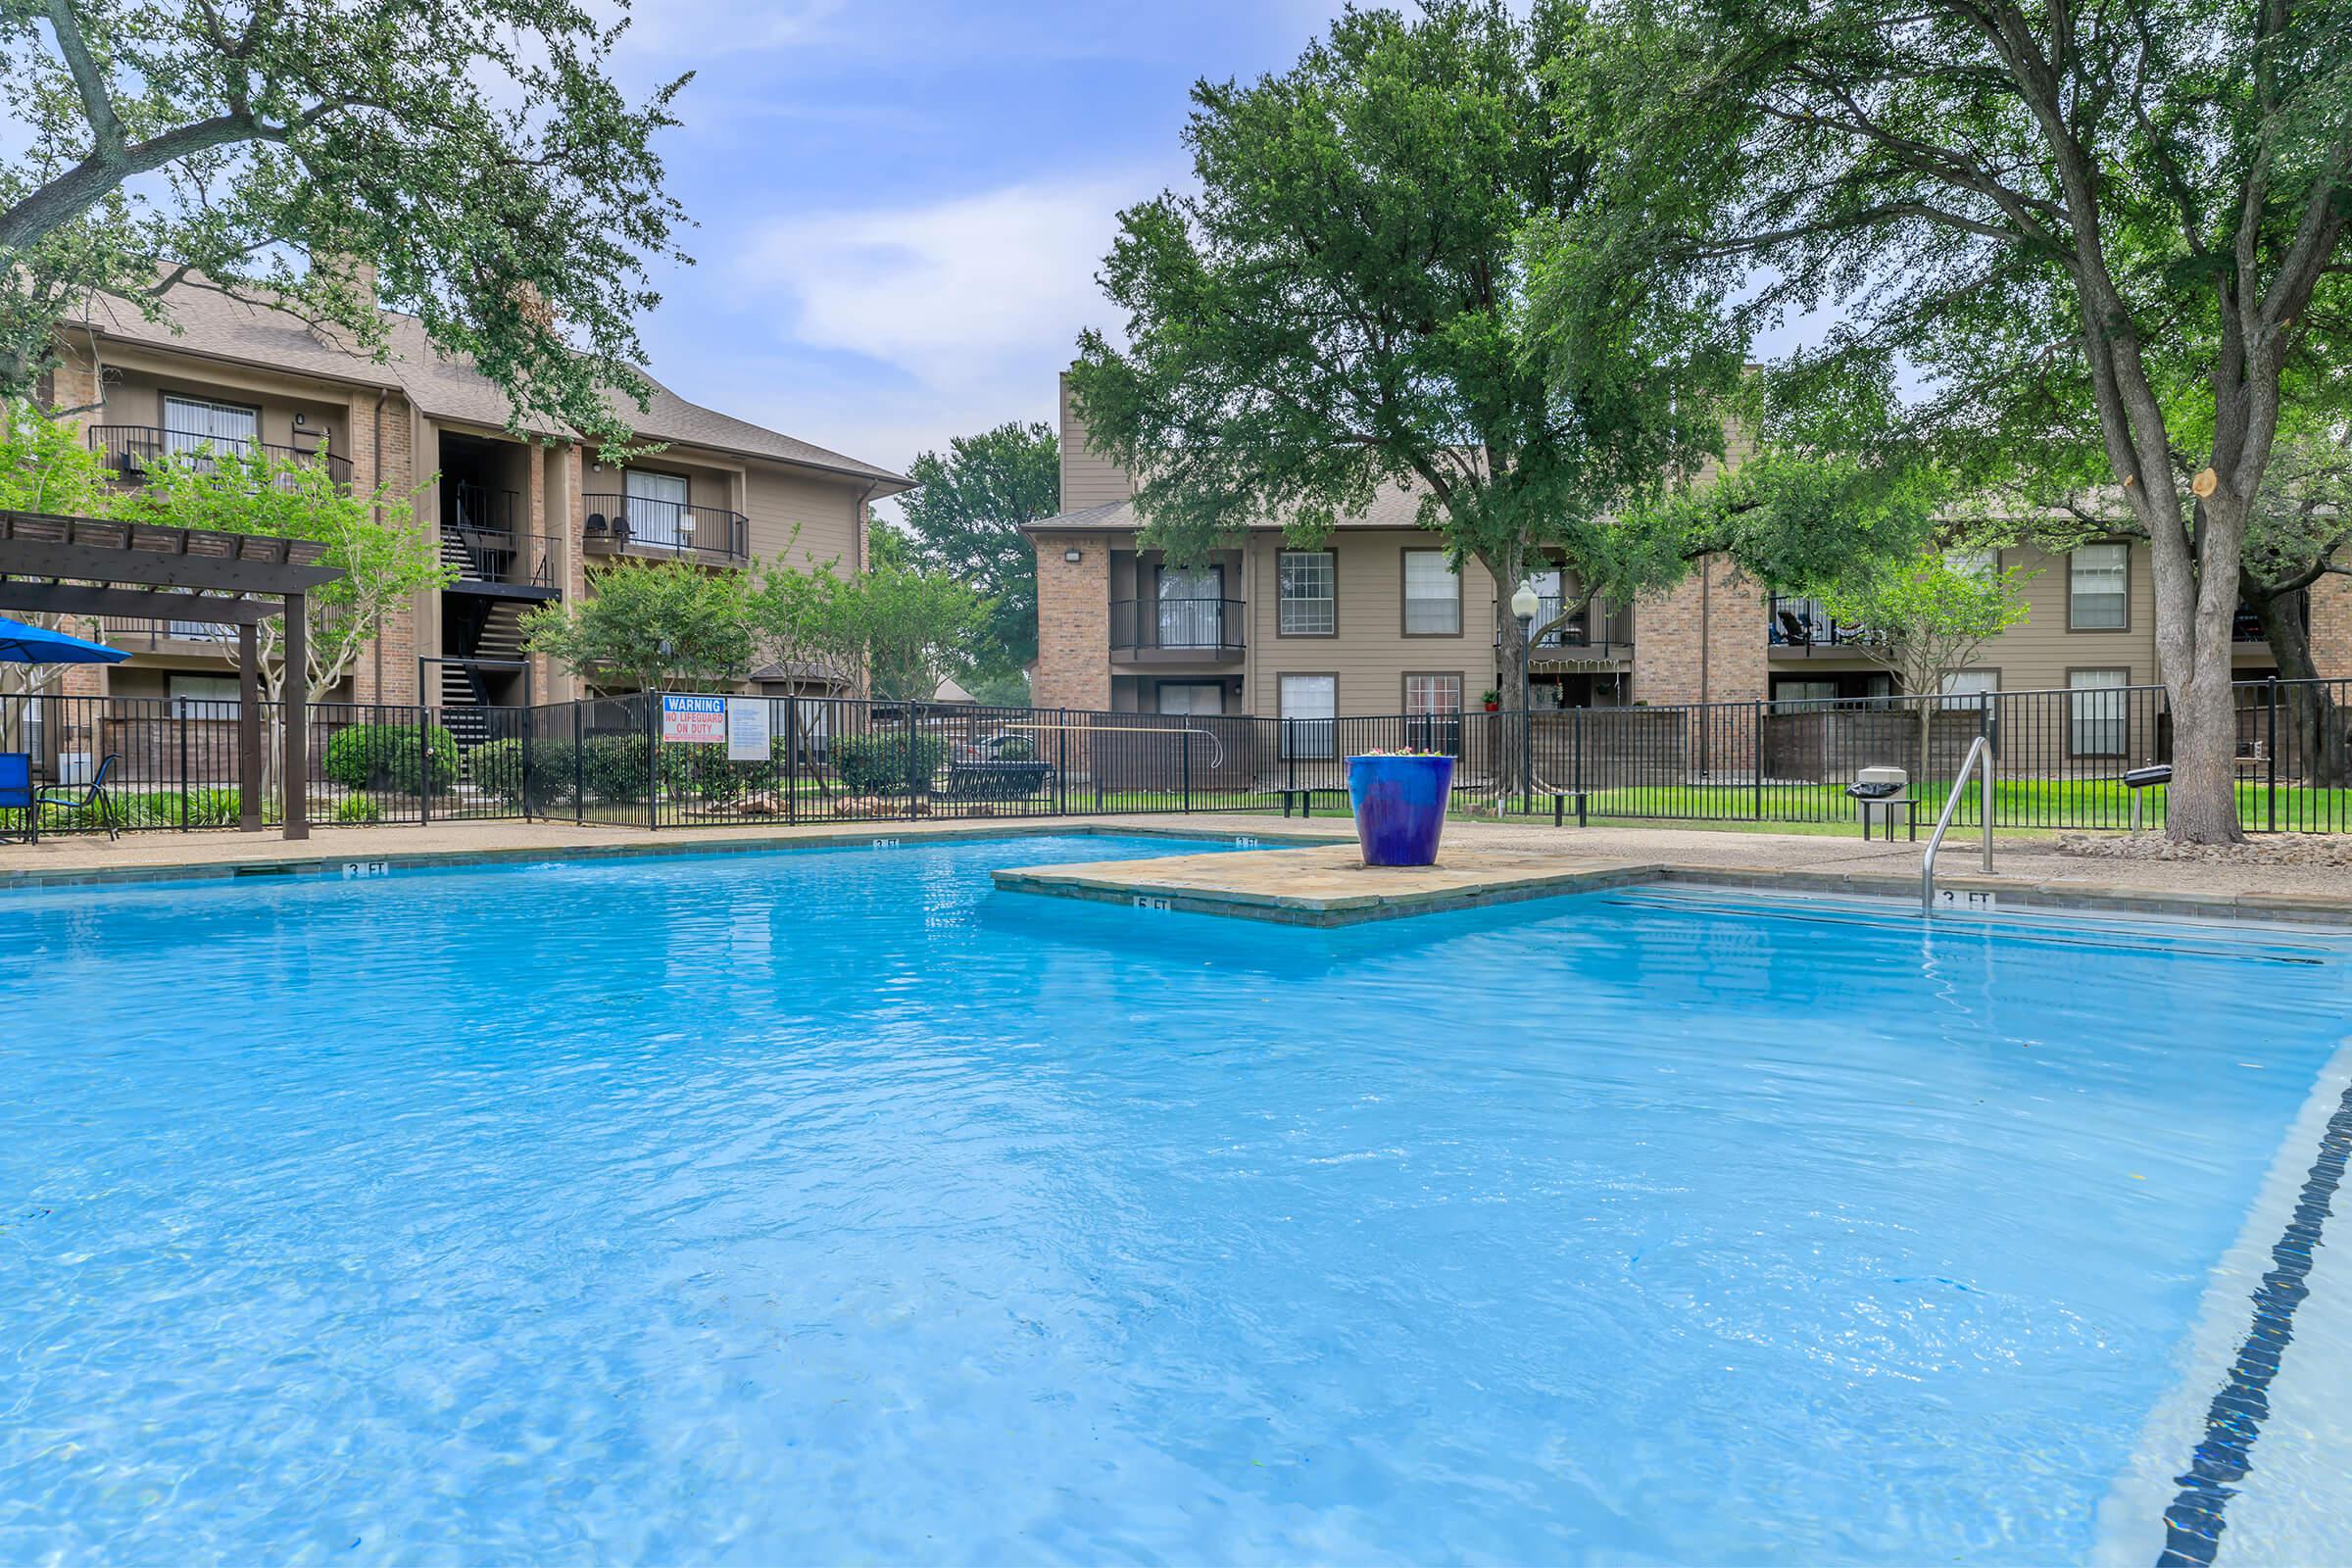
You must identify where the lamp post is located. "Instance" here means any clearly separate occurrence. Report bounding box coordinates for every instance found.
[1510,581,1540,811]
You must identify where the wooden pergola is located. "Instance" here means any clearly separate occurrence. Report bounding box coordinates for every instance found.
[0,512,345,840]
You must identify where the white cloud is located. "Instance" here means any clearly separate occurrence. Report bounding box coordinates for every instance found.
[735,178,1137,384]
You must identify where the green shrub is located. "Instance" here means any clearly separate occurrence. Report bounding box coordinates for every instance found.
[832,730,950,795]
[580,732,655,803]
[333,795,381,824]
[322,723,458,794]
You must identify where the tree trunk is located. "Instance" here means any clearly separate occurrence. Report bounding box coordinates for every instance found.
[2165,662,2246,842]
[2248,583,2350,787]
[1488,549,1533,802]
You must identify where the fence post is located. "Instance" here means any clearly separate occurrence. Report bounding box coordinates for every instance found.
[418,706,431,826]
[646,693,660,832]
[520,703,534,823]
[1054,713,1067,815]
[1574,705,1586,807]
[905,700,919,821]
[1182,726,1192,813]
[1286,719,1297,794]
[785,697,799,826]
[177,705,190,831]
[1752,700,1764,822]
[572,700,584,826]
[2267,676,2278,833]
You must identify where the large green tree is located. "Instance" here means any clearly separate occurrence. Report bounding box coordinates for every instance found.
[1068,0,1765,774]
[0,0,689,449]
[522,560,757,695]
[897,420,1058,689]
[1602,0,2352,841]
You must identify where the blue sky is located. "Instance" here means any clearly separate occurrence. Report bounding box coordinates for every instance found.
[601,0,1354,481]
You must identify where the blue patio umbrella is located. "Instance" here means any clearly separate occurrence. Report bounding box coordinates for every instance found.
[0,615,129,664]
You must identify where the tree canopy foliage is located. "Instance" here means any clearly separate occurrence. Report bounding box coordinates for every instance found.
[897,420,1058,684]
[522,560,757,696]
[0,0,690,450]
[1072,5,1742,668]
[1587,0,2352,837]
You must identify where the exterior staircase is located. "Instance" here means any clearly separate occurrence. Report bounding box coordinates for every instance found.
[438,599,530,750]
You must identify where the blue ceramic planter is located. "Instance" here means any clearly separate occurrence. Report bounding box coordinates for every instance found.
[1348,754,1454,866]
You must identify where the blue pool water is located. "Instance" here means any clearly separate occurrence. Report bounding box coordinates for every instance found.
[4,834,2349,1564]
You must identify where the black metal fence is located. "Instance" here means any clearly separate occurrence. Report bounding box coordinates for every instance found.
[4,678,2346,837]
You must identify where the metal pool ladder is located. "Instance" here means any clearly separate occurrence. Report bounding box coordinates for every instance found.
[1922,734,1995,915]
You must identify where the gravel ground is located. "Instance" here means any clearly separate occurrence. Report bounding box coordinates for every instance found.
[2058,832,2352,866]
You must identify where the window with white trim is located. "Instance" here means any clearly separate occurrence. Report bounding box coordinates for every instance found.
[1279,673,1337,759]
[1944,547,1997,578]
[2069,668,2130,757]
[1937,668,1999,710]
[1278,550,1336,635]
[161,394,260,463]
[1401,550,1460,635]
[2070,543,2130,629]
[1404,674,1462,714]
[624,468,692,547]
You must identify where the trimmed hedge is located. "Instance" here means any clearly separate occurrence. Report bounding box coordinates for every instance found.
[832,731,950,795]
[322,723,458,794]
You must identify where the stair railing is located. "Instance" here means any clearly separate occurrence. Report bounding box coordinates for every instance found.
[1921,733,1995,915]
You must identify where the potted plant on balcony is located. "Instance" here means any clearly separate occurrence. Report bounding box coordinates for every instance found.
[1480,688,1500,712]
[1347,748,1455,866]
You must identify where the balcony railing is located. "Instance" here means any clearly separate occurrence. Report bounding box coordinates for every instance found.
[89,425,353,490]
[1768,595,1869,652]
[1498,593,1635,659]
[1110,597,1247,657]
[91,617,239,651]
[581,494,750,566]
[2233,592,2306,645]
[441,525,556,590]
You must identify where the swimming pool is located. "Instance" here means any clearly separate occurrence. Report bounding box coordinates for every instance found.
[4,834,2347,1563]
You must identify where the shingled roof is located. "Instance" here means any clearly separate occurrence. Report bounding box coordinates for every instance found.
[70,284,910,488]
[1021,480,1436,535]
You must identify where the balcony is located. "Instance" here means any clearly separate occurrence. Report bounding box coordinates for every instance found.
[89,425,353,490]
[91,617,238,653]
[1768,595,1869,655]
[440,482,557,596]
[582,494,750,567]
[1498,593,1634,662]
[2233,592,2305,645]
[1109,597,1246,662]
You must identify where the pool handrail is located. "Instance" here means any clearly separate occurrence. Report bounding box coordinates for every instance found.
[1922,734,1994,915]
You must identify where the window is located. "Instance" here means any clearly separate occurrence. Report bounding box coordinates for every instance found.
[1155,564,1224,648]
[2070,543,2130,629]
[2069,668,2131,757]
[1937,668,1999,710]
[1401,550,1460,635]
[1772,678,1839,712]
[1155,682,1223,716]
[1279,673,1337,759]
[1278,551,1336,635]
[162,394,260,464]
[1404,674,1462,715]
[169,673,242,718]
[624,468,691,547]
[1944,547,1997,578]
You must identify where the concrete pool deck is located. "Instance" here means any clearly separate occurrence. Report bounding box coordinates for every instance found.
[4,812,2349,926]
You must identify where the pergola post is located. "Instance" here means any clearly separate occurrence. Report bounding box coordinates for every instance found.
[282,591,308,841]
[237,622,262,833]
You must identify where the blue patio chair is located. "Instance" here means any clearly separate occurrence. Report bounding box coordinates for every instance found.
[38,753,119,841]
[0,751,32,844]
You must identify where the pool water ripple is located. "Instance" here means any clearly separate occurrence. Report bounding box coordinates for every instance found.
[3,837,2348,1564]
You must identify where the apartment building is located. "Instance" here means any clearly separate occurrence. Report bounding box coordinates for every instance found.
[1029,371,2352,723]
[41,273,908,733]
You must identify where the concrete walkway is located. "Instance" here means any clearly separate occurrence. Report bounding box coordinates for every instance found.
[5,812,2347,925]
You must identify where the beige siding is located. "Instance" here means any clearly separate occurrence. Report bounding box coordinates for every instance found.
[83,357,356,465]
[1976,541,2159,693]
[1243,530,1499,716]
[1058,371,1132,514]
[743,463,866,571]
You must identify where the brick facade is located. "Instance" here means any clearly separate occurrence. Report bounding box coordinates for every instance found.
[348,390,422,705]
[1630,556,1768,708]
[2309,573,2351,681]
[1030,533,1111,712]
